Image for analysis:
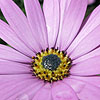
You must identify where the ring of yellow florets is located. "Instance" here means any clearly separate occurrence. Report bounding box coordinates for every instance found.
[32,48,72,83]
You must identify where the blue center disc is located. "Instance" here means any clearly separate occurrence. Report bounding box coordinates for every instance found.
[41,54,61,71]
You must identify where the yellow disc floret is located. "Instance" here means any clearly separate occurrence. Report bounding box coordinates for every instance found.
[32,48,72,83]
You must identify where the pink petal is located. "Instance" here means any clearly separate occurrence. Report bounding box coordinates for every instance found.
[73,47,100,64]
[8,81,44,100]
[68,5,100,54]
[59,0,71,24]
[24,0,48,50]
[69,25,100,59]
[70,76,100,88]
[43,0,72,48]
[33,83,52,100]
[0,45,31,63]
[0,60,31,74]
[56,0,87,50]
[43,0,60,48]
[70,56,100,75]
[52,81,78,100]
[0,20,35,57]
[64,78,100,100]
[0,74,34,84]
[0,0,41,53]
[88,0,95,5]
[0,78,44,100]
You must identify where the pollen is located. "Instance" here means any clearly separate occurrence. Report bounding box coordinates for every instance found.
[32,48,72,83]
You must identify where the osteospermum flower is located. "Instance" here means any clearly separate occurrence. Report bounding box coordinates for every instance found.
[0,0,100,99]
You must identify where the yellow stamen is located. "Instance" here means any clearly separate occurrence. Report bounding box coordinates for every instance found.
[32,48,72,83]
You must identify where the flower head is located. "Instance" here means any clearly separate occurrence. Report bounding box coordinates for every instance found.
[0,0,100,100]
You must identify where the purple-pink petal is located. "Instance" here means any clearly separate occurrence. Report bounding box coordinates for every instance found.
[88,0,95,5]
[52,81,79,100]
[8,80,44,100]
[68,5,100,54]
[43,0,60,48]
[0,78,44,100]
[0,20,35,57]
[69,25,100,59]
[24,0,48,50]
[0,60,31,74]
[70,76,100,88]
[0,44,31,62]
[70,56,100,75]
[73,47,100,64]
[64,78,100,100]
[43,0,72,48]
[0,0,41,53]
[56,0,87,51]
[33,83,52,100]
[0,74,34,85]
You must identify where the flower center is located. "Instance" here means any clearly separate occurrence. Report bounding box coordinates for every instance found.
[32,48,72,83]
[41,54,61,71]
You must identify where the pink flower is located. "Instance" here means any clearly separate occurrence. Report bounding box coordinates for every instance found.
[0,0,100,100]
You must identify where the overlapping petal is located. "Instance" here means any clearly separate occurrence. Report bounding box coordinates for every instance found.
[69,25,100,59]
[70,56,100,75]
[0,60,31,74]
[43,0,60,48]
[0,44,31,62]
[24,0,48,50]
[0,0,42,53]
[73,47,100,63]
[0,74,33,84]
[0,20,35,57]
[68,5,100,55]
[56,0,87,50]
[64,78,100,100]
[33,83,52,100]
[70,76,100,88]
[0,78,44,100]
[52,81,78,100]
